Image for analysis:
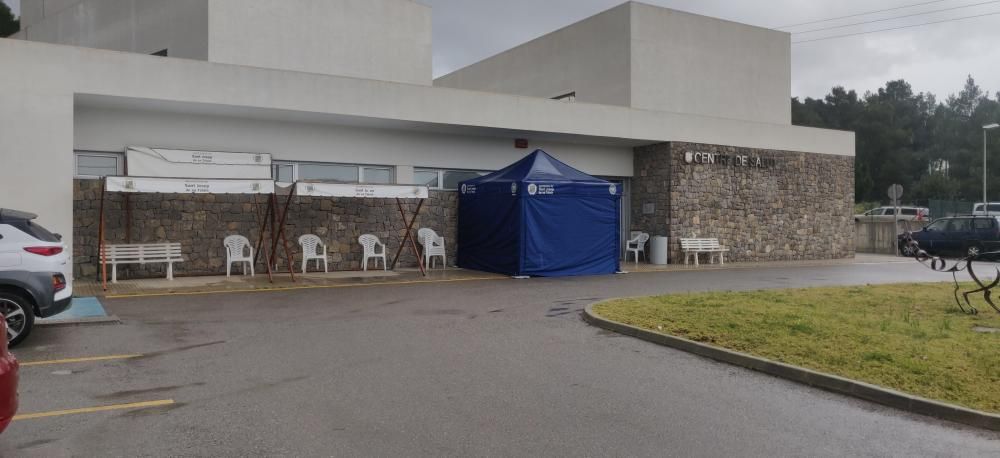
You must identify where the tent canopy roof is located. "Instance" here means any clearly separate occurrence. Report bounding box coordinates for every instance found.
[466,150,610,185]
[462,150,619,197]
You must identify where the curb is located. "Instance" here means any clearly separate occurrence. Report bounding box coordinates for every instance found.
[583,303,1000,432]
[36,315,122,327]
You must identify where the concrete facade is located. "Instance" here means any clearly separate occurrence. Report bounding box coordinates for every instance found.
[433,3,632,106]
[0,1,856,277]
[14,0,210,60]
[435,1,792,125]
[74,107,635,178]
[14,0,432,85]
[207,0,431,85]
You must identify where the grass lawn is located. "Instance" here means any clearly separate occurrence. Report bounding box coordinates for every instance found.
[593,283,1000,413]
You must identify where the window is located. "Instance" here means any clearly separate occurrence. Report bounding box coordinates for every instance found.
[901,209,918,216]
[974,218,994,230]
[415,168,490,190]
[75,152,122,178]
[273,163,294,183]
[552,91,576,102]
[926,220,948,232]
[413,170,439,188]
[948,218,972,232]
[443,170,485,190]
[361,167,393,184]
[271,161,394,184]
[300,163,358,182]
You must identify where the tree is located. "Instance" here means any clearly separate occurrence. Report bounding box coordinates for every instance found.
[793,76,1000,205]
[0,2,18,38]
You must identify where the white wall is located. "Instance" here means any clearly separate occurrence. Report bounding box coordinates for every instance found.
[14,0,210,60]
[629,3,791,125]
[208,0,432,85]
[0,38,852,262]
[74,107,635,178]
[436,2,792,125]
[434,3,630,106]
[19,0,83,28]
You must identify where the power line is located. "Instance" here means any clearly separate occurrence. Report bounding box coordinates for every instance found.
[792,10,1000,43]
[793,0,1000,34]
[775,0,949,29]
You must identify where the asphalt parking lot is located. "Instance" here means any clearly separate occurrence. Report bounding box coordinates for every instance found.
[3,261,1000,456]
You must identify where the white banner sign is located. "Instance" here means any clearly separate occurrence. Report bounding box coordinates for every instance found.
[295,182,429,199]
[126,147,273,179]
[106,176,275,194]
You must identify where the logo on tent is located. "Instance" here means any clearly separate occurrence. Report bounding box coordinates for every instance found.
[511,183,518,195]
[609,184,617,195]
[527,184,538,196]
[461,184,467,194]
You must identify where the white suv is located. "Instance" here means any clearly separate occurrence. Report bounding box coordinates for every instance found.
[0,209,73,346]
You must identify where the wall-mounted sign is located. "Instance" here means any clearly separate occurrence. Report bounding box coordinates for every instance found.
[106,176,275,194]
[296,182,429,199]
[684,151,776,169]
[126,147,273,179]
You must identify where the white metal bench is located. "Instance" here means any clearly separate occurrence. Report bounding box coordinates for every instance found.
[680,238,729,266]
[101,243,184,283]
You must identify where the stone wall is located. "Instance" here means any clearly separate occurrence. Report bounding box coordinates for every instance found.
[632,142,855,263]
[73,180,458,279]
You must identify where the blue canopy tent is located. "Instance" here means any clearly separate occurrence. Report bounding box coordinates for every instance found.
[458,150,621,277]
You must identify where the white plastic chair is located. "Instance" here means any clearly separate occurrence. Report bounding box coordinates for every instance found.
[224,235,254,277]
[358,234,387,271]
[417,228,447,270]
[298,234,328,273]
[626,232,650,265]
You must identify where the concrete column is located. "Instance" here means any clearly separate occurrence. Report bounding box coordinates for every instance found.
[0,92,76,274]
[395,165,414,185]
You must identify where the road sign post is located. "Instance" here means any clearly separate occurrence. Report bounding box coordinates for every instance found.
[888,184,904,256]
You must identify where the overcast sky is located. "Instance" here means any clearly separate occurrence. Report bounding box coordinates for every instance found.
[6,0,999,99]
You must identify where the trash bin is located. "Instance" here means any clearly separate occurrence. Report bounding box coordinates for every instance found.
[650,236,669,265]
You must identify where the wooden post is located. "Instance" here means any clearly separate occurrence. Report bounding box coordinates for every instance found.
[390,198,426,276]
[99,178,108,291]
[272,188,297,282]
[250,193,275,283]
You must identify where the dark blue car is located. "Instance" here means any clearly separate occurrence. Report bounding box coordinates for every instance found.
[899,216,1000,258]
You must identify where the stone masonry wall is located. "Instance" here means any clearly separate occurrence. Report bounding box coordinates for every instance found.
[73,180,458,280]
[632,142,855,263]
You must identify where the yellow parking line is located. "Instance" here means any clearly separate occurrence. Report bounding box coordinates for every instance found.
[20,354,143,367]
[105,275,509,299]
[13,399,175,421]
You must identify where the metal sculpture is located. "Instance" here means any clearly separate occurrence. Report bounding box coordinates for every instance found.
[900,232,1000,315]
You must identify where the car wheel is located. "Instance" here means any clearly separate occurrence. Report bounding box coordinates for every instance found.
[0,292,34,348]
[900,243,918,257]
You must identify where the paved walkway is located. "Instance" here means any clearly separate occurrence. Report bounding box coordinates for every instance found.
[75,253,907,298]
[7,259,999,456]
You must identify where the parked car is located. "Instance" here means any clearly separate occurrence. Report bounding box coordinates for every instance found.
[0,209,73,347]
[898,216,1000,258]
[971,202,1000,215]
[855,206,930,222]
[0,316,18,434]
